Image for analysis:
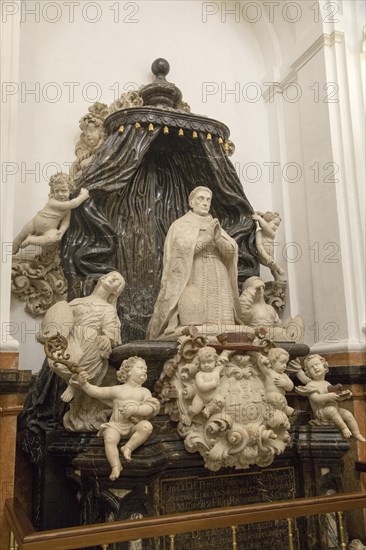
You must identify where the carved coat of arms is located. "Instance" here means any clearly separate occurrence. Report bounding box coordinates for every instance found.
[155,330,294,471]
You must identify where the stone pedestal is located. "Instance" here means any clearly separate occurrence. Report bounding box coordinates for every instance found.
[43,422,351,550]
[17,342,365,548]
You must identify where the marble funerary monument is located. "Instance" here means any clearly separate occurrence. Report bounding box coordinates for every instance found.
[13,59,365,550]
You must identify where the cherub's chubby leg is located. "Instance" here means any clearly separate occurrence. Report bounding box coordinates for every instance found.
[339,409,366,442]
[188,394,204,419]
[103,427,123,480]
[21,229,60,249]
[13,220,36,254]
[324,406,351,438]
[121,420,153,462]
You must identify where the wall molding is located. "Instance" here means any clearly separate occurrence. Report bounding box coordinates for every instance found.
[310,339,366,355]
[263,31,345,102]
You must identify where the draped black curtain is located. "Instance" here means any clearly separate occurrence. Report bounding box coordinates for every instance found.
[62,124,161,296]
[62,124,259,341]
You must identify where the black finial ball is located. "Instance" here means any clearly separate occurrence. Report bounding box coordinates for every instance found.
[151,58,170,77]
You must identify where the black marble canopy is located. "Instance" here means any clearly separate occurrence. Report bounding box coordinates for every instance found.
[62,59,259,342]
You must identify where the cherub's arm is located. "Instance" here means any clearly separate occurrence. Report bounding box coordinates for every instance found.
[77,371,117,405]
[296,383,340,404]
[129,391,160,419]
[57,211,71,237]
[256,358,270,379]
[274,374,294,391]
[252,213,275,239]
[48,188,89,211]
[137,394,160,418]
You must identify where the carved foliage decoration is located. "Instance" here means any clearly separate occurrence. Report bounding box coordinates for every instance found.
[11,245,68,317]
[70,93,144,182]
[155,333,293,471]
[264,280,287,314]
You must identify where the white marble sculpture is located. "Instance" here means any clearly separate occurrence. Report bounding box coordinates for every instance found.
[225,139,235,157]
[11,173,88,316]
[349,540,366,550]
[147,186,242,340]
[12,173,89,254]
[77,356,160,480]
[156,332,294,471]
[70,103,109,181]
[40,271,125,431]
[11,243,68,317]
[264,280,287,314]
[253,211,286,281]
[239,276,304,342]
[185,346,226,425]
[175,99,191,112]
[258,348,294,415]
[109,90,144,113]
[295,354,366,441]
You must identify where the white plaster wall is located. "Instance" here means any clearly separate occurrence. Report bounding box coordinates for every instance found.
[9,0,271,371]
[258,1,366,351]
[297,50,348,345]
[6,0,365,371]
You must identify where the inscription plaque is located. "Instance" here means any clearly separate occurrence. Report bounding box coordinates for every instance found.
[159,467,299,550]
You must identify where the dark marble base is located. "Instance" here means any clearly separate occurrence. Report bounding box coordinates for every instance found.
[17,342,365,547]
[0,368,32,394]
[110,340,310,365]
[322,365,366,384]
[38,420,354,550]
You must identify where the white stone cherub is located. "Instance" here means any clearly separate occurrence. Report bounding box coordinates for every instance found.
[252,211,286,280]
[262,348,294,395]
[13,173,89,254]
[187,346,225,423]
[256,349,294,416]
[70,112,106,181]
[295,354,366,442]
[77,356,160,481]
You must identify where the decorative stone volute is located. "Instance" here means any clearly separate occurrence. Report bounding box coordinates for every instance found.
[139,58,183,108]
